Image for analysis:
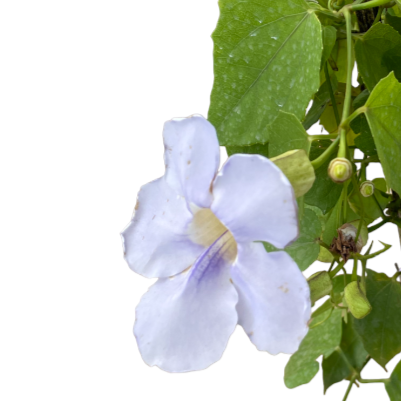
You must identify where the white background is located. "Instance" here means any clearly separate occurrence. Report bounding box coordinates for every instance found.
[1,1,400,400]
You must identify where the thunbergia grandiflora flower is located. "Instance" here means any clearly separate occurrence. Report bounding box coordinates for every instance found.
[122,115,311,372]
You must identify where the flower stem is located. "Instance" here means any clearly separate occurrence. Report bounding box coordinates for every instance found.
[352,257,358,282]
[368,217,391,232]
[330,259,346,278]
[310,136,340,170]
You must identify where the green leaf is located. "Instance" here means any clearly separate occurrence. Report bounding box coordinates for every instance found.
[386,14,401,36]
[323,316,369,393]
[352,114,377,157]
[351,89,377,156]
[305,140,343,214]
[284,309,343,388]
[208,0,322,146]
[268,111,311,157]
[322,194,342,245]
[321,26,337,69]
[355,23,401,92]
[386,359,401,400]
[353,89,370,110]
[354,269,401,368]
[303,74,338,130]
[226,142,269,158]
[227,111,310,158]
[364,72,401,195]
[264,205,323,271]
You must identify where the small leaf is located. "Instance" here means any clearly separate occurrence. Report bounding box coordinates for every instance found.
[264,205,323,271]
[322,195,342,245]
[351,89,378,156]
[318,245,334,263]
[271,150,315,198]
[208,0,322,146]
[323,316,369,392]
[355,23,401,91]
[332,39,355,84]
[284,309,343,388]
[364,72,401,195]
[352,114,377,157]
[386,359,401,400]
[321,26,337,69]
[303,75,338,130]
[354,269,401,368]
[305,140,343,214]
[320,88,345,133]
[386,14,401,36]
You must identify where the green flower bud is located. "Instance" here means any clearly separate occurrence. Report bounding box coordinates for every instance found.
[328,158,352,183]
[360,181,375,197]
[308,271,333,305]
[271,149,315,198]
[344,281,372,319]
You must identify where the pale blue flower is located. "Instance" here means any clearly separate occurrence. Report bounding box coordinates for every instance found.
[121,115,311,372]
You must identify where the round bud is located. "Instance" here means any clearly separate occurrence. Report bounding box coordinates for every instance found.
[328,158,353,183]
[360,181,375,197]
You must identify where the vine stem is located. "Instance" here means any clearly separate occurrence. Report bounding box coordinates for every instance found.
[340,106,366,130]
[337,8,353,160]
[358,378,390,384]
[343,376,356,401]
[329,259,345,278]
[308,133,338,141]
[368,217,391,232]
[345,0,393,11]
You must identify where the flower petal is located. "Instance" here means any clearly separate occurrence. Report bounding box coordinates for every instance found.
[211,154,298,248]
[121,177,203,278]
[231,242,311,355]
[163,115,220,208]
[134,231,238,372]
